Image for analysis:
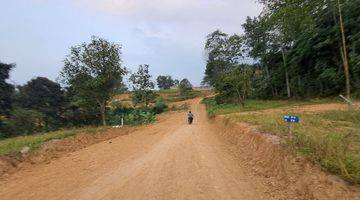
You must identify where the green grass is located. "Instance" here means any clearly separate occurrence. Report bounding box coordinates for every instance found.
[158,88,179,95]
[228,110,360,184]
[0,127,108,156]
[202,97,338,117]
[160,89,202,103]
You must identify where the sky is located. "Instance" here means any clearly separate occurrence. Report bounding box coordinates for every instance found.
[0,0,262,86]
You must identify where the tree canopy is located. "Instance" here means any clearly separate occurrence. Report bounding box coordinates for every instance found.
[156,75,175,90]
[179,79,193,96]
[0,62,15,115]
[17,77,64,129]
[130,64,157,107]
[204,0,360,101]
[60,36,127,125]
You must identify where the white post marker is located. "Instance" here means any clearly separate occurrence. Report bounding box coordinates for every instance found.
[339,94,357,110]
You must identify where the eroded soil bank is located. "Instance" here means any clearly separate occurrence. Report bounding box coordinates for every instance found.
[212,115,360,199]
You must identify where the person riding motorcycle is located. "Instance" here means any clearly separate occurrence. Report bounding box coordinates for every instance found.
[187,111,194,124]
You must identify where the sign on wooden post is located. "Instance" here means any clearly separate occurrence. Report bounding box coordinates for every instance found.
[283,115,300,139]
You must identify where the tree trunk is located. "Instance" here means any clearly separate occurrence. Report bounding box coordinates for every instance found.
[265,65,276,97]
[236,90,245,107]
[282,49,291,98]
[337,0,351,99]
[98,101,107,126]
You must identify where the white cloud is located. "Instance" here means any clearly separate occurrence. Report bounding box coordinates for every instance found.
[75,0,262,30]
[71,0,262,85]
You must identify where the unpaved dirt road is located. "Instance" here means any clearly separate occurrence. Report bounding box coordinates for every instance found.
[0,99,354,200]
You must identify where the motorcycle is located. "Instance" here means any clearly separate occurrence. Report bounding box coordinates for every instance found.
[188,117,193,124]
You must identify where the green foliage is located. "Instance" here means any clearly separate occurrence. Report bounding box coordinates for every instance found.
[203,30,243,86]
[205,0,360,100]
[0,127,108,156]
[0,62,15,116]
[16,77,64,130]
[202,97,336,117]
[179,78,193,96]
[2,108,46,137]
[152,97,168,114]
[130,64,157,107]
[60,36,127,126]
[124,109,156,126]
[159,89,201,103]
[108,98,167,126]
[156,75,175,90]
[215,66,253,106]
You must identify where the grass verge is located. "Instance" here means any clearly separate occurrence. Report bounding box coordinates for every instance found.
[0,127,108,156]
[228,110,360,184]
[202,97,337,117]
[161,89,202,103]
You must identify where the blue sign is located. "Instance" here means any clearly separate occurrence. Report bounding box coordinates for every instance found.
[284,115,300,123]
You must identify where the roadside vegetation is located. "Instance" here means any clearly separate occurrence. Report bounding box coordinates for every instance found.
[0,36,198,158]
[0,127,108,156]
[200,0,360,184]
[203,97,360,183]
[229,109,360,184]
[202,97,337,117]
[160,89,201,103]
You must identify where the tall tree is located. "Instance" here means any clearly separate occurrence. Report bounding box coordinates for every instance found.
[130,64,156,107]
[179,79,193,96]
[156,75,175,90]
[0,62,15,115]
[60,36,127,126]
[17,77,64,130]
[337,0,350,98]
[215,65,253,106]
[203,30,244,86]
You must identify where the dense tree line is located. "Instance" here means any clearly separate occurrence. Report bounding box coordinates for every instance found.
[204,0,360,103]
[1,36,192,138]
[156,75,179,90]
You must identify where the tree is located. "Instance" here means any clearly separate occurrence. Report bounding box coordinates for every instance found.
[203,30,244,86]
[337,0,350,98]
[179,79,193,96]
[60,36,126,126]
[156,75,175,90]
[17,77,65,130]
[215,66,253,106]
[173,79,180,87]
[129,64,157,107]
[0,62,15,115]
[6,108,45,136]
[237,0,360,99]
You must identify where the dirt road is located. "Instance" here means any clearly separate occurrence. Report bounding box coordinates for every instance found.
[0,99,355,200]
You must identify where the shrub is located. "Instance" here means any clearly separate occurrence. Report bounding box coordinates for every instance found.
[108,107,157,126]
[124,109,156,125]
[6,108,46,136]
[152,97,168,114]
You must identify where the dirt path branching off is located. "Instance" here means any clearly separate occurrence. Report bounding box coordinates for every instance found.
[0,99,358,200]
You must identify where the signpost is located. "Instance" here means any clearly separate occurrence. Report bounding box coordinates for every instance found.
[283,115,300,139]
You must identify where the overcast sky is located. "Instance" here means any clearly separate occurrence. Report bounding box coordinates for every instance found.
[0,0,262,86]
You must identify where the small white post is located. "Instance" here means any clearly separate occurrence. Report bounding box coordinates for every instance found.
[339,94,355,110]
[121,117,124,127]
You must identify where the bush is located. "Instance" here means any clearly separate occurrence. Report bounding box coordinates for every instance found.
[108,107,157,126]
[179,79,193,96]
[124,109,156,125]
[152,97,168,114]
[6,108,46,136]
